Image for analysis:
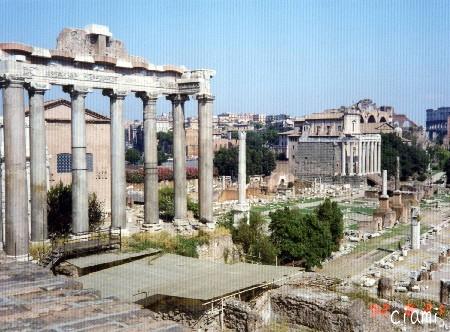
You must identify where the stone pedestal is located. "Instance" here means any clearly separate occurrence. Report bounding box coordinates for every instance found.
[411,219,420,250]
[391,191,407,223]
[233,203,250,227]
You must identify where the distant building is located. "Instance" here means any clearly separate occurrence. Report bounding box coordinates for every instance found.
[426,107,450,140]
[22,99,111,211]
[286,100,383,183]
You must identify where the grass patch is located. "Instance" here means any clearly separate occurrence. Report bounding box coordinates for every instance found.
[123,230,211,258]
[29,242,52,261]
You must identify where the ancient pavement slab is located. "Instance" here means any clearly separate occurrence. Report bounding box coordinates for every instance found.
[0,260,188,331]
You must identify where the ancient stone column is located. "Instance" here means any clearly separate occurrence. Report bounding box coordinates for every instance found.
[341,142,346,176]
[238,131,247,205]
[2,80,29,257]
[349,142,354,175]
[377,141,382,173]
[365,141,370,174]
[197,94,215,223]
[370,141,375,173]
[64,85,90,234]
[28,82,50,242]
[382,170,388,197]
[374,142,378,174]
[361,141,366,175]
[358,140,363,175]
[411,216,420,250]
[137,92,159,226]
[167,94,189,222]
[395,156,400,191]
[104,89,128,230]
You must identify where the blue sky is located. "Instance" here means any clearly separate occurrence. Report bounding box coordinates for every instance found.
[1,0,449,124]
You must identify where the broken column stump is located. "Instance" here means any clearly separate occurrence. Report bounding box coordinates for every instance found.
[377,277,393,299]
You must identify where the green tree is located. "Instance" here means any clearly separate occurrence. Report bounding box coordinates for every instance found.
[125,148,141,165]
[157,131,173,155]
[47,182,105,237]
[269,207,333,270]
[381,133,429,180]
[315,198,344,251]
[232,211,278,264]
[213,130,277,177]
[213,147,239,177]
[158,187,199,221]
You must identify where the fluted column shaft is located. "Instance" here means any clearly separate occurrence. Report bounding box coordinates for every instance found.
[64,85,90,234]
[167,94,189,221]
[137,92,159,225]
[238,131,247,205]
[104,89,127,229]
[197,94,215,223]
[28,83,50,241]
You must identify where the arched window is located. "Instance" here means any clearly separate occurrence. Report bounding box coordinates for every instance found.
[380,117,386,123]
[360,115,365,123]
[368,115,376,123]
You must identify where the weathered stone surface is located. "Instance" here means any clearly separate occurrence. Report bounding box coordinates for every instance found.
[0,261,188,331]
[377,277,393,299]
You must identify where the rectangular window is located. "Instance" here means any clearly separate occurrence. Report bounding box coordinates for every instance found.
[87,153,94,172]
[57,153,71,173]
[57,153,94,173]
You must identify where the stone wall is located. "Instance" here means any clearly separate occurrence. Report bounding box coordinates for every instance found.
[291,141,340,178]
[197,234,240,263]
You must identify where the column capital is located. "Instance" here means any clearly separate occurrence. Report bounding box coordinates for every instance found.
[166,94,189,104]
[63,85,91,97]
[102,88,129,100]
[196,94,215,103]
[238,130,246,140]
[136,91,158,103]
[0,78,26,89]
[26,81,51,95]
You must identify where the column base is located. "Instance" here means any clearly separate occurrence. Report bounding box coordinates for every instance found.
[30,239,51,246]
[6,254,30,262]
[205,222,216,229]
[173,218,190,226]
[141,223,163,232]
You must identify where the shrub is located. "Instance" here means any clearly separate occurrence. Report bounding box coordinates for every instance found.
[47,182,106,237]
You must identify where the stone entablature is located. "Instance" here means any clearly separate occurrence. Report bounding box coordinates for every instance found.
[0,24,215,96]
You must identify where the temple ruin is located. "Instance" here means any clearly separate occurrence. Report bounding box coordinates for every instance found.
[0,24,215,258]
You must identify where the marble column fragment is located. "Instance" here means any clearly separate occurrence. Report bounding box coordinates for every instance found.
[197,94,215,223]
[2,80,29,257]
[167,94,189,222]
[104,89,128,230]
[28,82,50,242]
[137,92,159,225]
[64,85,90,234]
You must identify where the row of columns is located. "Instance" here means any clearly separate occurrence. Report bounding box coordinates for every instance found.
[341,140,381,176]
[0,79,214,258]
